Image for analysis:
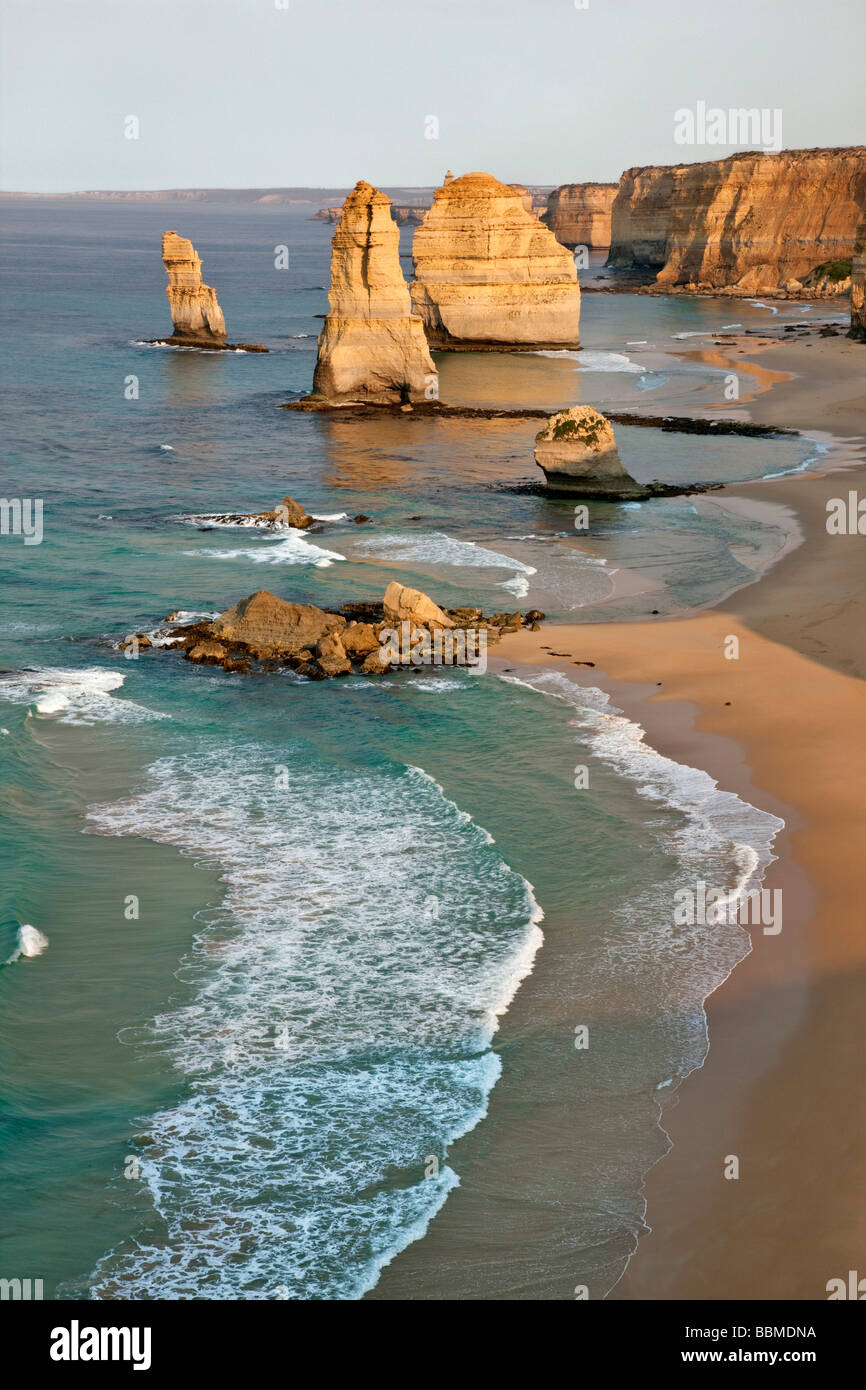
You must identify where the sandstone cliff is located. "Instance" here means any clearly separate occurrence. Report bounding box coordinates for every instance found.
[311,181,437,405]
[161,232,227,343]
[509,184,534,214]
[542,183,618,248]
[850,211,866,340]
[608,148,866,295]
[410,171,581,349]
[607,166,675,268]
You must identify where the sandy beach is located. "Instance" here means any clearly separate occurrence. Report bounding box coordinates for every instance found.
[371,327,866,1301]
[503,330,866,1299]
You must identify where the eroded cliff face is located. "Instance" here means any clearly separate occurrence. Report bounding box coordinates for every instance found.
[161,232,227,343]
[608,148,866,295]
[850,212,866,340]
[542,183,618,248]
[410,172,581,348]
[607,167,675,268]
[311,181,437,404]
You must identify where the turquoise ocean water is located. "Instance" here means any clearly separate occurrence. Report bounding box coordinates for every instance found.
[0,201,834,1298]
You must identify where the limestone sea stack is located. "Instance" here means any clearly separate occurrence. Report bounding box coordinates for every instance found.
[311,181,437,405]
[850,212,866,341]
[542,183,619,248]
[161,232,227,345]
[534,407,649,498]
[410,172,581,349]
[608,147,866,295]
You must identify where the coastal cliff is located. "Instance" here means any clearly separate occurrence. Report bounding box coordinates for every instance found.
[311,181,437,405]
[542,183,618,248]
[161,231,227,344]
[608,148,866,295]
[313,204,427,226]
[607,166,675,268]
[410,171,581,348]
[851,212,866,340]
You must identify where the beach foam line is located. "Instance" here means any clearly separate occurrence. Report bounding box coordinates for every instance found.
[532,349,648,372]
[85,746,543,1299]
[351,530,536,596]
[501,668,782,881]
[0,667,166,726]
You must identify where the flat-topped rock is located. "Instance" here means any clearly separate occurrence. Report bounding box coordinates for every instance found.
[410,171,581,349]
[210,590,345,656]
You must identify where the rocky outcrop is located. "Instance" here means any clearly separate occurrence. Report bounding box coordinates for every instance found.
[410,172,581,348]
[534,407,650,497]
[608,148,866,295]
[134,588,545,679]
[191,494,316,531]
[543,183,618,248]
[383,581,455,629]
[850,212,866,340]
[211,591,345,656]
[310,181,437,405]
[161,232,227,344]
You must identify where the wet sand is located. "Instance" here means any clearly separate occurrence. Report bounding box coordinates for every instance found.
[371,330,866,1301]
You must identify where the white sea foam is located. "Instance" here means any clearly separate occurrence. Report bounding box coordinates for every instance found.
[672,324,742,339]
[352,531,536,595]
[762,440,831,480]
[86,747,543,1299]
[138,612,221,648]
[4,925,49,964]
[502,668,781,874]
[532,349,648,372]
[187,532,346,567]
[499,669,783,1003]
[0,667,166,726]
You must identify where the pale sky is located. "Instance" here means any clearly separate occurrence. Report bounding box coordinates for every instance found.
[1,0,864,192]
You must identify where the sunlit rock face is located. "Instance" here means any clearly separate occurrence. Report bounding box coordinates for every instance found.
[410,171,581,349]
[161,232,227,344]
[850,211,866,340]
[543,183,618,248]
[609,147,866,295]
[312,181,437,404]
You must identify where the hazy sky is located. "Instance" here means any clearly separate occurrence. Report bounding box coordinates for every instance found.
[1,0,864,191]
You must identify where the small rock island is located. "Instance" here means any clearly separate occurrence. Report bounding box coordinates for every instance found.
[155,232,267,351]
[534,407,651,497]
